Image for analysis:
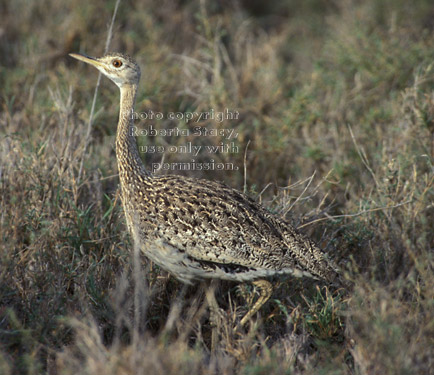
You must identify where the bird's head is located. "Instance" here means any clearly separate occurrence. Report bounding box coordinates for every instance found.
[69,52,141,88]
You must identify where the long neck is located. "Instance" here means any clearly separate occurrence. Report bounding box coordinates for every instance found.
[116,83,150,184]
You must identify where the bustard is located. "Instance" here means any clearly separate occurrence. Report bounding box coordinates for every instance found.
[70,52,338,330]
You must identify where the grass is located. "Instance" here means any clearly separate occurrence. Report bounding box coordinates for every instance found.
[1,0,433,374]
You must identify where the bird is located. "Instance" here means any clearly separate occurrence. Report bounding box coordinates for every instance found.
[69,52,338,332]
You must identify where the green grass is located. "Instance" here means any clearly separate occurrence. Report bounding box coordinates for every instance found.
[1,0,433,374]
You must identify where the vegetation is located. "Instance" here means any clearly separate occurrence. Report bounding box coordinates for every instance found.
[1,0,433,374]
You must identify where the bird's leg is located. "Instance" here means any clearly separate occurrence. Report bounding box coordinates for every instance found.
[205,279,221,351]
[162,283,189,336]
[239,279,273,327]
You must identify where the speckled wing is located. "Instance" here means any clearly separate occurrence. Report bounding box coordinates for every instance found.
[130,175,337,282]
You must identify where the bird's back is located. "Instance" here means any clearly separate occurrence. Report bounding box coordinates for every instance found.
[121,173,338,284]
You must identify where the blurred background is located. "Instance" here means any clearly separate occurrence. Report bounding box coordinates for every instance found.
[1,0,433,374]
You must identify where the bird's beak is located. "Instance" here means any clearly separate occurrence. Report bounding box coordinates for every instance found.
[69,53,103,69]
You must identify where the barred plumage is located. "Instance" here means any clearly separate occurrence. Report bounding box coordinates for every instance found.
[70,52,338,327]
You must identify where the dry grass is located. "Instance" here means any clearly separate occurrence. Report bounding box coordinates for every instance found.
[1,0,433,374]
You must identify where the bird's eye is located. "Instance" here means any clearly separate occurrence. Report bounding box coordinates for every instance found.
[112,60,123,68]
